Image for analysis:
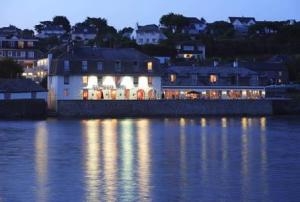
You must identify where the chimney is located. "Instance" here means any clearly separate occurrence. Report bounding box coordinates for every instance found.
[233,60,239,68]
[213,60,218,67]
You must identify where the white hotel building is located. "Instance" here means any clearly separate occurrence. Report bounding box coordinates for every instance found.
[47,46,162,110]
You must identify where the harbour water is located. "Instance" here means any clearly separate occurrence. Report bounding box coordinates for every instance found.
[0,117,299,201]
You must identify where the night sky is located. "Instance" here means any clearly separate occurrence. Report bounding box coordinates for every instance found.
[1,0,299,30]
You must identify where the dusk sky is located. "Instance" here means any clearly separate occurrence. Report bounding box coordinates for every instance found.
[1,0,300,30]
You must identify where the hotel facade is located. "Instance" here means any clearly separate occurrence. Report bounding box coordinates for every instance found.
[48,46,162,110]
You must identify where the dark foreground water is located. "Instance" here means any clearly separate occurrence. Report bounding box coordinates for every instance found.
[0,117,299,202]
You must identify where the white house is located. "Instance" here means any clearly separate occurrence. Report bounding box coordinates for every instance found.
[132,24,167,45]
[48,46,162,110]
[182,17,207,35]
[71,25,97,42]
[229,17,256,33]
[36,25,66,39]
[0,79,47,101]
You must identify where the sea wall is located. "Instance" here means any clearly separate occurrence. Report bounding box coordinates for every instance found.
[0,99,47,119]
[57,100,274,118]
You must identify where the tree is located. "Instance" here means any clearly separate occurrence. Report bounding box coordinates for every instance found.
[35,21,53,33]
[160,13,189,33]
[207,21,234,38]
[0,58,23,79]
[53,16,71,32]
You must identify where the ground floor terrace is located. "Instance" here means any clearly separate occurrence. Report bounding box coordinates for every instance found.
[162,86,266,100]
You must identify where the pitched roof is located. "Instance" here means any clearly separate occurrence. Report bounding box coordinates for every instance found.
[137,24,160,33]
[240,62,287,71]
[165,65,257,76]
[229,17,256,24]
[186,17,206,24]
[49,46,161,76]
[0,79,47,93]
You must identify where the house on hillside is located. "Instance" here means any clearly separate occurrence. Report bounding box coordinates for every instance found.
[182,17,207,35]
[0,28,42,68]
[71,25,97,42]
[229,17,256,33]
[133,24,167,45]
[176,41,206,61]
[36,25,66,39]
[47,46,162,110]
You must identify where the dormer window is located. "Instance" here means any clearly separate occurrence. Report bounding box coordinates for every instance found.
[147,62,153,72]
[115,61,121,72]
[210,74,217,84]
[64,60,70,72]
[97,62,103,71]
[82,61,88,72]
[170,74,176,83]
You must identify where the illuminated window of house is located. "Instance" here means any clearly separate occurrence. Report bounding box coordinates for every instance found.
[115,61,121,72]
[27,41,34,48]
[64,88,69,97]
[64,60,70,72]
[147,62,153,72]
[82,61,88,72]
[83,89,88,100]
[184,54,193,59]
[18,41,24,49]
[148,77,153,85]
[170,74,176,83]
[82,76,88,85]
[64,76,69,85]
[210,74,217,84]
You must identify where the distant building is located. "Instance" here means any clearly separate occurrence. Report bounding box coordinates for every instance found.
[133,24,167,45]
[48,46,162,110]
[36,25,66,39]
[0,27,42,68]
[229,17,256,33]
[176,41,206,61]
[71,25,97,42]
[241,61,289,85]
[0,79,47,101]
[182,17,207,35]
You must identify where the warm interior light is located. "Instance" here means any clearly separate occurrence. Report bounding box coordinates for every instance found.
[147,62,153,71]
[87,76,98,89]
[138,76,148,89]
[103,76,116,88]
[120,76,134,89]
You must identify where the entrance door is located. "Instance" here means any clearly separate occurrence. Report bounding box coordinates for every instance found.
[137,89,145,100]
[111,89,117,100]
[83,89,89,100]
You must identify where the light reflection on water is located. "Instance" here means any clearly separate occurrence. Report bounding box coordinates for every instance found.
[0,117,299,201]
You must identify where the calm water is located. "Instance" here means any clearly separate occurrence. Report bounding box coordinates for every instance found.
[0,117,299,202]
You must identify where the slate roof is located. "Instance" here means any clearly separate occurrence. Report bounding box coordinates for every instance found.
[240,62,287,72]
[0,79,47,93]
[229,17,256,24]
[49,46,161,76]
[137,24,160,33]
[165,65,257,76]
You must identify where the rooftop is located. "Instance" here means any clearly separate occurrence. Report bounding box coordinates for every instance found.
[0,79,47,93]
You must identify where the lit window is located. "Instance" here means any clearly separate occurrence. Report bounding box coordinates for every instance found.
[147,62,153,72]
[82,61,88,71]
[18,41,24,49]
[27,41,34,48]
[64,88,69,97]
[170,74,176,82]
[97,62,103,71]
[83,89,88,100]
[82,76,88,85]
[184,54,193,59]
[64,60,70,72]
[210,74,217,84]
[64,76,70,85]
